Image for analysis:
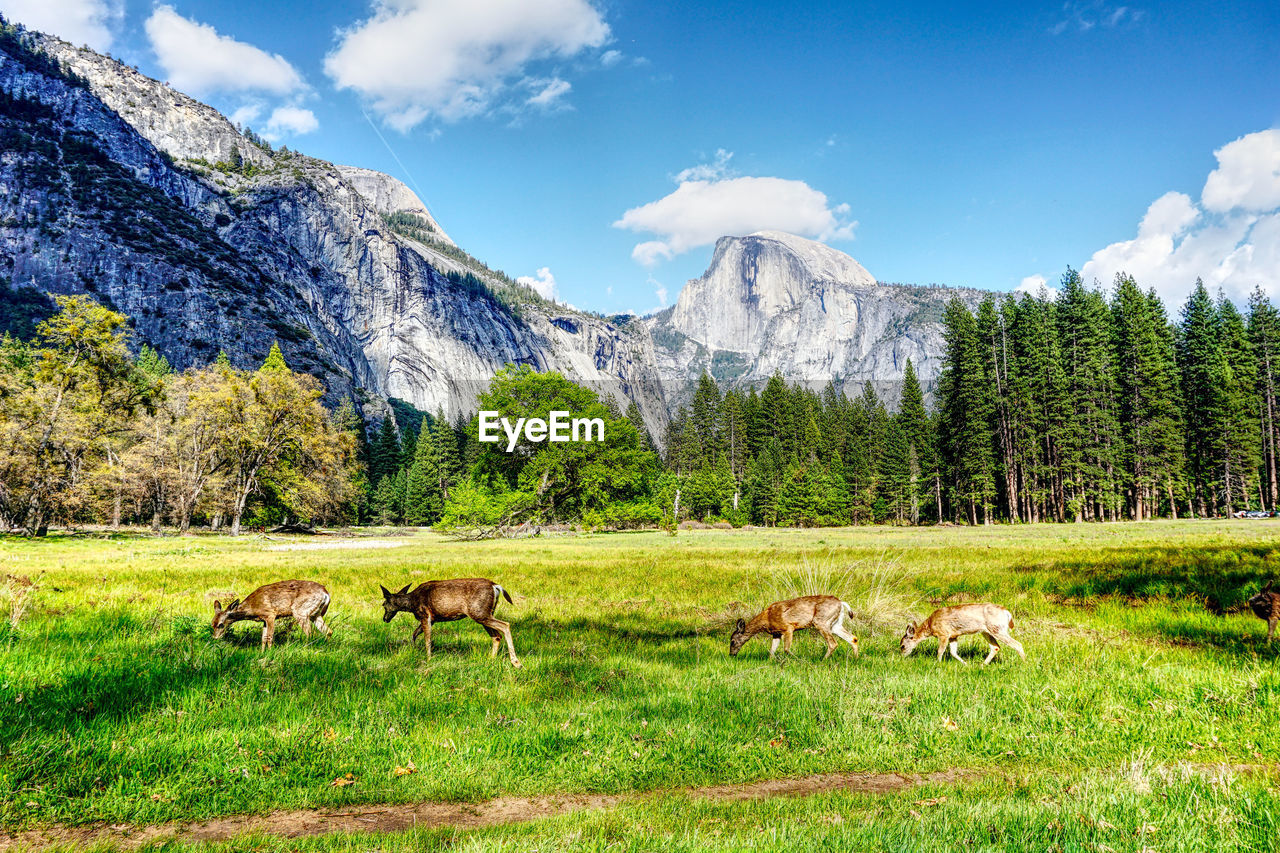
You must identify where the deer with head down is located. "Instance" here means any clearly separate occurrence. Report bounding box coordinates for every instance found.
[729,595,860,660]
[380,578,521,667]
[900,602,1024,665]
[1249,580,1279,643]
[212,579,332,650]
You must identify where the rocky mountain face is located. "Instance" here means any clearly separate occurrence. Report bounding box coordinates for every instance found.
[0,28,667,430]
[647,231,986,407]
[0,27,988,439]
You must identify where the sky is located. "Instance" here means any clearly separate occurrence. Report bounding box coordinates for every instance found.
[4,0,1280,314]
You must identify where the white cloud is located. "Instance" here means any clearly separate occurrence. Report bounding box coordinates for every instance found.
[1050,2,1144,35]
[228,103,263,129]
[1080,130,1280,306]
[517,267,558,301]
[325,0,609,130]
[614,158,856,267]
[526,77,571,108]
[646,275,668,309]
[265,105,319,137]
[1014,274,1058,299]
[673,149,734,183]
[4,0,121,51]
[145,5,305,97]
[1202,129,1280,214]
[600,49,622,67]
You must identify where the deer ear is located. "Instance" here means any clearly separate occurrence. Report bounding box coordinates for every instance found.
[734,618,746,631]
[397,584,411,595]
[228,599,241,612]
[213,600,222,613]
[380,585,391,598]
[1264,581,1274,593]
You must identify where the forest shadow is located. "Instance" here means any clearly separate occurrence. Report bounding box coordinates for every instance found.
[1044,542,1277,613]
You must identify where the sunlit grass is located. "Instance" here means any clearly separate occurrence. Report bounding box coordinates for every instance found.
[1,520,1278,845]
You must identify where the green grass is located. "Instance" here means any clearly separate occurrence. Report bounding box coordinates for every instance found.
[2,521,1279,850]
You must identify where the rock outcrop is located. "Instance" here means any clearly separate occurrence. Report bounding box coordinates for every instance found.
[647,231,986,407]
[0,26,991,440]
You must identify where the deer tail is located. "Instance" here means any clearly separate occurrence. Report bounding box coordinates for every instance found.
[495,584,514,607]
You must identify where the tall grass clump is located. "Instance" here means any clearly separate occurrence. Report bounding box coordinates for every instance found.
[718,550,924,637]
[0,572,38,645]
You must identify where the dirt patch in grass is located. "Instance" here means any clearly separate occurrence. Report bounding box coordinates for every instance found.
[1,769,969,850]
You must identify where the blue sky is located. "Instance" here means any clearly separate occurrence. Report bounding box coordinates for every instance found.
[6,0,1280,312]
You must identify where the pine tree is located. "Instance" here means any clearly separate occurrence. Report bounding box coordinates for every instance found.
[260,341,288,372]
[405,425,442,525]
[370,417,401,484]
[137,344,171,377]
[898,358,933,523]
[214,350,231,368]
[1249,287,1280,509]
[1056,270,1121,521]
[1113,276,1184,519]
[624,400,656,454]
[1218,293,1260,512]
[938,298,996,523]
[690,372,723,468]
[1177,279,1223,515]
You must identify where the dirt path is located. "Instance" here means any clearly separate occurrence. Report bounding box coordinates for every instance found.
[1,769,968,851]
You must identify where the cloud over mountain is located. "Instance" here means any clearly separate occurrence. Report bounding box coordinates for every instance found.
[325,0,609,129]
[614,152,856,266]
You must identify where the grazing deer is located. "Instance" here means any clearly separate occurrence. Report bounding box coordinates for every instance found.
[900,603,1024,665]
[729,595,860,660]
[380,578,521,667]
[1249,581,1279,643]
[212,580,332,650]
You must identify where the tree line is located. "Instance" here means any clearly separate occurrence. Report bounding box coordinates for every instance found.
[0,296,359,534]
[657,271,1280,526]
[9,271,1280,535]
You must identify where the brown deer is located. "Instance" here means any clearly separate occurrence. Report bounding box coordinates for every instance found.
[1249,581,1279,643]
[729,595,860,660]
[900,603,1024,665]
[212,580,332,650]
[380,578,521,667]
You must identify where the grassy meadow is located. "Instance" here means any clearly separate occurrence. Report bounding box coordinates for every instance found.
[1,521,1279,850]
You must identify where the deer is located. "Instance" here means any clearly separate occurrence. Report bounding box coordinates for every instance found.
[900,602,1024,665]
[1249,580,1279,643]
[380,578,521,667]
[212,579,332,650]
[729,595,860,660]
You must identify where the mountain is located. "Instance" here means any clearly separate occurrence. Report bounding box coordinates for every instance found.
[646,231,985,406]
[0,26,668,430]
[0,25,988,436]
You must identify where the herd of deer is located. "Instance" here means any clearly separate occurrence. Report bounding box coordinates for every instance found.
[210,575,1280,662]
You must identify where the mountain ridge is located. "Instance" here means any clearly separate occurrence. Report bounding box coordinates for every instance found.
[0,24,990,434]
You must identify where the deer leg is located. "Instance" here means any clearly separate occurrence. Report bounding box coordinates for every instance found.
[949,639,967,664]
[936,636,948,662]
[769,635,780,659]
[422,616,433,658]
[831,621,858,651]
[997,630,1026,660]
[981,632,999,666]
[1269,618,1277,644]
[482,625,502,658]
[481,617,519,666]
[294,609,313,639]
[411,622,423,645]
[782,628,795,654]
[816,626,838,660]
[261,616,275,651]
[313,613,332,638]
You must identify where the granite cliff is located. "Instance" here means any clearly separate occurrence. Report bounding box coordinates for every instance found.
[0,26,987,436]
